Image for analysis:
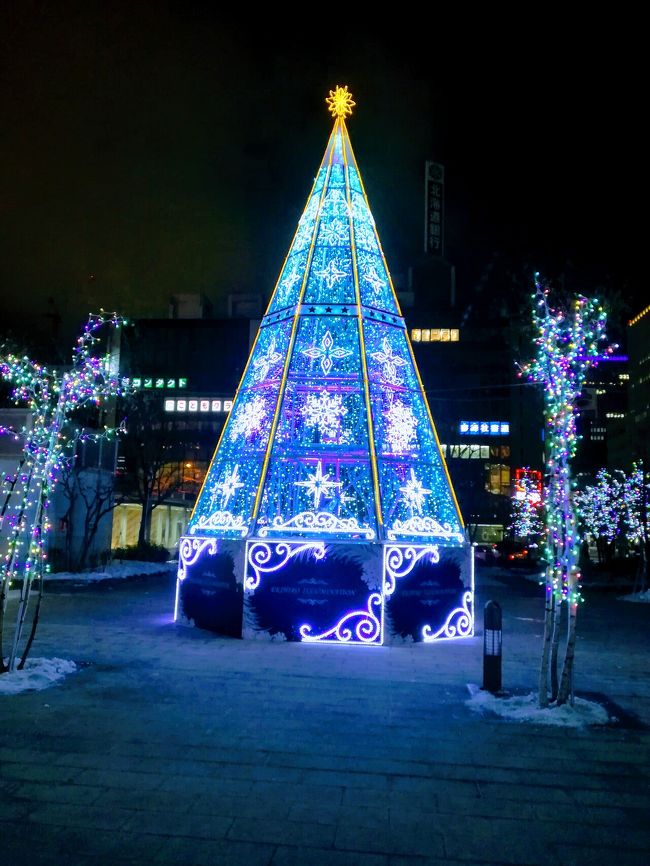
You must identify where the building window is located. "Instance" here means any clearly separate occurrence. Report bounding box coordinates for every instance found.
[460,421,509,436]
[487,464,511,496]
[411,328,460,342]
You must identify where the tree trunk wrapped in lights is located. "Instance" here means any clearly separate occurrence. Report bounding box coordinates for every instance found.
[519,276,609,707]
[0,313,128,673]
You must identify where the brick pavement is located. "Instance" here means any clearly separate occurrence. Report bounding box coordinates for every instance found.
[1,569,648,865]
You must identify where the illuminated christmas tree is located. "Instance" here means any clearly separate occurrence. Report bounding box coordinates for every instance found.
[176,87,472,644]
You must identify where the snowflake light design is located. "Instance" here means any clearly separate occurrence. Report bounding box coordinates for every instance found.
[280,266,302,292]
[363,264,386,294]
[399,468,431,514]
[323,189,350,215]
[295,460,342,509]
[301,330,352,376]
[385,400,418,452]
[319,218,349,246]
[212,464,245,508]
[353,220,375,250]
[371,337,407,385]
[253,337,283,382]
[315,258,348,289]
[229,396,267,441]
[302,390,348,440]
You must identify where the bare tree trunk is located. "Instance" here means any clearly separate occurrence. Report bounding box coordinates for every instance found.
[557,600,577,705]
[9,488,46,670]
[538,577,554,707]
[17,546,45,670]
[0,452,37,670]
[138,486,153,546]
[549,595,562,701]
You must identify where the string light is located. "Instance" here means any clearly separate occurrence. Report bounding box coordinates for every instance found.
[518,275,611,606]
[1,312,129,672]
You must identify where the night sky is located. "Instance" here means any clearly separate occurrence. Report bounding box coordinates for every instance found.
[1,3,646,348]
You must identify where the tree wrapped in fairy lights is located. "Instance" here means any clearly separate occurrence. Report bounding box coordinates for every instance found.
[509,470,544,546]
[0,313,127,673]
[574,469,622,564]
[519,275,609,707]
[622,462,649,591]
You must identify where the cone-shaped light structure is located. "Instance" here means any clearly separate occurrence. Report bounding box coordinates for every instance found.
[176,87,473,645]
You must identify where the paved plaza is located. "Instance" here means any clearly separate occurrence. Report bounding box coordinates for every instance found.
[1,567,649,865]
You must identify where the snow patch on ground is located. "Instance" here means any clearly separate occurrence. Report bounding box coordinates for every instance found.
[619,589,650,603]
[0,658,77,696]
[46,560,177,582]
[466,683,610,727]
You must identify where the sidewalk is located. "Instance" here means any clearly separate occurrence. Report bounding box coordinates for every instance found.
[1,568,649,865]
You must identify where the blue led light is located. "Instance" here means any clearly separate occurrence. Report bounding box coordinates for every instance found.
[177,102,471,644]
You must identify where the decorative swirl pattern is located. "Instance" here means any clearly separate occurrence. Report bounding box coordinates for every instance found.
[245,540,326,591]
[258,511,375,540]
[178,537,218,580]
[421,591,474,642]
[387,516,464,543]
[383,544,440,596]
[300,592,382,644]
[192,511,248,537]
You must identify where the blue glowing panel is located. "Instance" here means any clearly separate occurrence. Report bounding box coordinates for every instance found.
[364,319,464,543]
[253,313,378,540]
[176,538,244,636]
[187,318,292,539]
[243,541,383,643]
[383,545,473,643]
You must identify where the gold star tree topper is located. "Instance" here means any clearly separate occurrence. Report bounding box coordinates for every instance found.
[326,85,355,119]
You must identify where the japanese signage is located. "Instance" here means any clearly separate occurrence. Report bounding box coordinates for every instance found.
[424,161,444,256]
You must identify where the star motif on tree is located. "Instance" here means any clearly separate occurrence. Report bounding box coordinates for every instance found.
[322,189,350,215]
[371,337,407,385]
[253,337,283,381]
[363,264,386,293]
[315,258,348,289]
[212,464,244,508]
[301,329,352,376]
[295,460,341,510]
[399,468,431,515]
[280,266,302,293]
[326,85,355,119]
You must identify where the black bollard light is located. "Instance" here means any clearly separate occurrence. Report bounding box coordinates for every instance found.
[483,600,502,693]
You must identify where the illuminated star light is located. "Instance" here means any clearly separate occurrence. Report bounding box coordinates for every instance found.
[399,468,431,514]
[326,85,355,119]
[362,264,386,294]
[371,337,407,385]
[315,258,348,289]
[253,337,282,381]
[301,330,352,376]
[214,464,245,507]
[295,460,342,509]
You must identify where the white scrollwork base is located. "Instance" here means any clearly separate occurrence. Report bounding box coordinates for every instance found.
[383,544,440,596]
[245,540,326,591]
[387,515,464,543]
[300,592,382,644]
[258,511,375,540]
[178,537,218,580]
[191,511,248,537]
[421,591,474,642]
